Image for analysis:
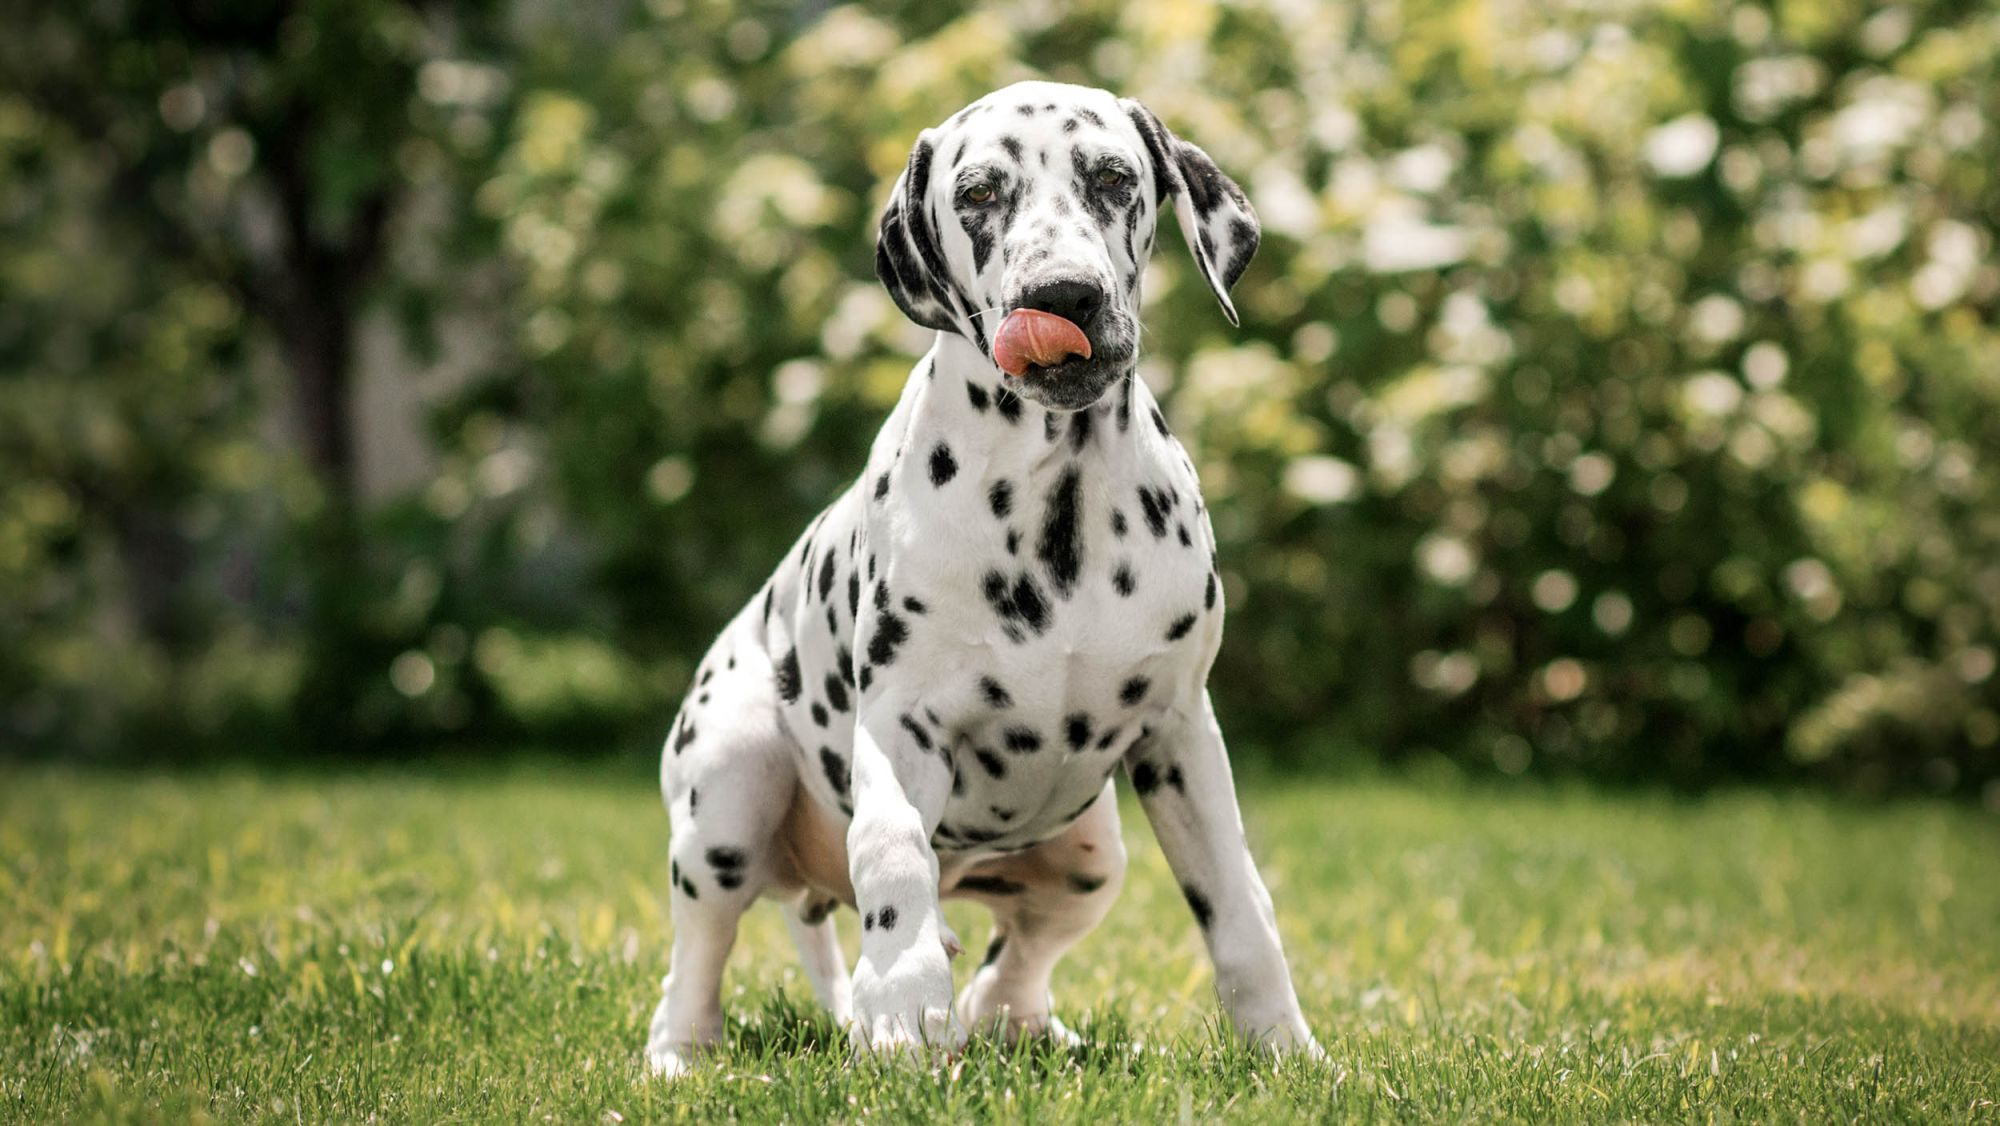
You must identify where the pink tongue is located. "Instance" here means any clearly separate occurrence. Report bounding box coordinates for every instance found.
[992,309,1091,377]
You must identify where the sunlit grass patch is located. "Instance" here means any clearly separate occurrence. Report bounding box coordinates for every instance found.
[2,763,1995,1121]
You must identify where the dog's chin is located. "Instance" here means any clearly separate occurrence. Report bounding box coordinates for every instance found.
[1004,356,1128,412]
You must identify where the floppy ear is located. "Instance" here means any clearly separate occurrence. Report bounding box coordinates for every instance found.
[1121,101,1260,326]
[874,128,960,334]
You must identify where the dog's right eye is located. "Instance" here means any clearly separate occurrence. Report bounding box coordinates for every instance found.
[960,183,996,206]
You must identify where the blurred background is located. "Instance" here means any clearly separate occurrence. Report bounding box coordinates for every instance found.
[3,0,1996,799]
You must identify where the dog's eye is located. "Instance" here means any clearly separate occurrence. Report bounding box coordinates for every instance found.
[961,183,996,206]
[1095,167,1127,188]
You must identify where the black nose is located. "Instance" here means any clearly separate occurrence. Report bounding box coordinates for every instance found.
[1016,278,1104,329]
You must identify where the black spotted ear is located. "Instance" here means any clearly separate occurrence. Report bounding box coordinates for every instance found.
[1121,102,1260,326]
[874,129,960,334]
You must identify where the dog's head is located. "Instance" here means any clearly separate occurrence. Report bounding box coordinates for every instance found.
[875,81,1259,411]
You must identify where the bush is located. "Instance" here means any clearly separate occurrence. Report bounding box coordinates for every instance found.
[4,0,1997,796]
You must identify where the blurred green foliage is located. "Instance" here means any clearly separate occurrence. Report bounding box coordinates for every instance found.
[2,0,1997,796]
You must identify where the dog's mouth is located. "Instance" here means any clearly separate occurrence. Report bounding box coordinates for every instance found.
[992,307,1129,411]
[1001,353,1128,412]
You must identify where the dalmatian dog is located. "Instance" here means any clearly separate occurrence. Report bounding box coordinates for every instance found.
[645,80,1322,1074]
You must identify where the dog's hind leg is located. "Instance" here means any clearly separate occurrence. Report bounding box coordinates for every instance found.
[949,778,1127,1043]
[785,896,853,1025]
[646,633,799,1078]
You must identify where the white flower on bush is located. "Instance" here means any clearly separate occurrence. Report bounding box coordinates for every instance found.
[1417,533,1476,586]
[1643,113,1719,177]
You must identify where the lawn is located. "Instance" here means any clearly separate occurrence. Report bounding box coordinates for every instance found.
[2,761,1996,1122]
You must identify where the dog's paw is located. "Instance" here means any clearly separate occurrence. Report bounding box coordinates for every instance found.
[850,942,962,1060]
[955,969,1078,1046]
[1247,1016,1330,1064]
[645,1043,697,1079]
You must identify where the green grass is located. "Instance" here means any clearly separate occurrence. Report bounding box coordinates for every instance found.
[2,762,1996,1123]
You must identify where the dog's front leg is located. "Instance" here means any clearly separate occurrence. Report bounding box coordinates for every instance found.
[1130,689,1324,1059]
[845,705,962,1059]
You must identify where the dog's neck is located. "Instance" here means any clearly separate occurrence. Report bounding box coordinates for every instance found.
[884,330,1150,488]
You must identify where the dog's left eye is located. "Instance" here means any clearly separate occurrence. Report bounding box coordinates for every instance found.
[1095,167,1127,188]
[961,183,996,205]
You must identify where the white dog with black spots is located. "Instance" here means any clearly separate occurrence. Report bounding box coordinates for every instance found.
[646,80,1324,1074]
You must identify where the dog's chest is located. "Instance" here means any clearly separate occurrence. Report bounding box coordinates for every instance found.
[876,424,1222,849]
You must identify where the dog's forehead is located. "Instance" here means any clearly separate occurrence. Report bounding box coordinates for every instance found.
[939,82,1138,169]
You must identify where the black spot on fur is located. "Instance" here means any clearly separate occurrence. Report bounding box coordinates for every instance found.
[1150,407,1170,438]
[1166,765,1187,794]
[818,551,837,602]
[874,472,890,501]
[929,442,958,486]
[982,569,1051,639]
[1120,676,1150,706]
[1111,509,1128,537]
[1000,136,1023,162]
[1069,408,1094,451]
[848,572,861,617]
[1113,565,1135,597]
[956,875,1027,896]
[1095,725,1121,751]
[903,596,927,614]
[1003,727,1042,753]
[1137,486,1170,538]
[825,673,849,713]
[706,846,746,870]
[983,934,1007,966]
[966,381,990,412]
[801,897,838,925]
[820,747,849,795]
[988,480,1013,519]
[997,394,1022,424]
[837,649,856,688]
[899,712,934,752]
[863,911,874,931]
[1006,528,1021,555]
[1065,712,1093,751]
[1077,107,1105,128]
[859,665,873,692]
[1166,613,1197,641]
[876,905,898,931]
[1205,571,1218,610]
[673,717,697,754]
[1182,885,1214,929]
[1131,760,1159,795]
[1037,466,1084,597]
[1177,523,1192,548]
[867,610,908,667]
[775,648,802,703]
[979,676,1013,708]
[811,702,828,726]
[974,747,1006,778]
